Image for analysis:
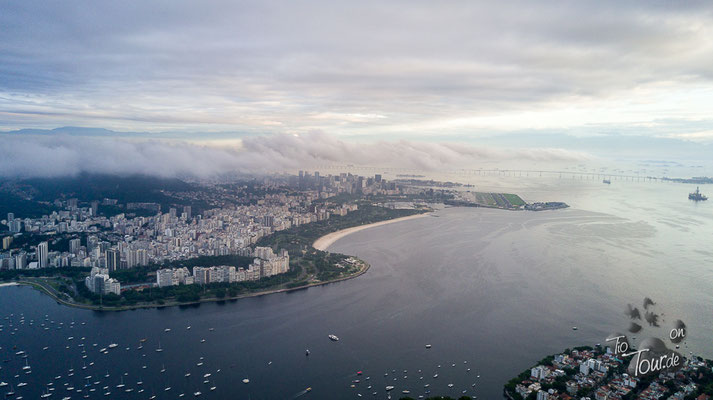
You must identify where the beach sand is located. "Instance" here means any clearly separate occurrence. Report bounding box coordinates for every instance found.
[312,213,429,251]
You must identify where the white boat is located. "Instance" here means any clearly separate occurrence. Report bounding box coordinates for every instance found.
[156,342,163,352]
[328,334,339,341]
[385,386,394,391]
[425,344,432,349]
[108,344,118,349]
[242,379,250,384]
[193,392,201,397]
[164,328,171,332]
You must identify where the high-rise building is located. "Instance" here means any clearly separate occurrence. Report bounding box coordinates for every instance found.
[126,249,138,268]
[2,236,12,250]
[90,201,99,216]
[7,213,14,221]
[37,241,48,269]
[183,206,192,220]
[105,249,120,272]
[9,219,22,233]
[69,238,81,254]
[137,249,149,266]
[85,267,120,295]
[37,242,49,268]
[15,253,27,270]
[87,235,99,254]
[169,208,177,219]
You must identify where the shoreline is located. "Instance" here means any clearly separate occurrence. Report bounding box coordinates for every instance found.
[312,212,430,251]
[9,259,371,312]
[4,211,428,312]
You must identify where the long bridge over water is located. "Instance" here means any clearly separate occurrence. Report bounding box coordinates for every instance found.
[310,165,677,183]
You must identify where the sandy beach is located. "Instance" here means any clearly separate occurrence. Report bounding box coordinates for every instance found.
[312,212,429,251]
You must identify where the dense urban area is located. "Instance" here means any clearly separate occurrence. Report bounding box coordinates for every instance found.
[0,172,435,308]
[504,346,713,400]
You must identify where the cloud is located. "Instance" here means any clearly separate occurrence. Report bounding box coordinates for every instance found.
[1,1,713,137]
[0,131,590,178]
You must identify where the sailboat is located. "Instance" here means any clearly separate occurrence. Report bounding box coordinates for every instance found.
[156,342,163,352]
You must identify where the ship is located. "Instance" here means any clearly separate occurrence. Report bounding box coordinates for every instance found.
[602,179,611,184]
[328,334,339,341]
[689,187,708,201]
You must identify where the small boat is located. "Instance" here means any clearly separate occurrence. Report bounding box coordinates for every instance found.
[108,344,118,349]
[572,326,578,330]
[242,379,250,384]
[425,344,432,349]
[156,342,163,352]
[305,349,310,356]
[385,386,394,391]
[306,387,312,392]
[193,392,201,397]
[164,328,171,332]
[328,334,339,341]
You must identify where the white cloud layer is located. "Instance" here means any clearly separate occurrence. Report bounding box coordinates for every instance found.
[0,132,590,178]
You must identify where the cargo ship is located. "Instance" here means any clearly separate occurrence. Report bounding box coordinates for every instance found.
[689,187,708,201]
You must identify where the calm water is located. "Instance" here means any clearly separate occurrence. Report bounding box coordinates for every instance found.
[1,177,711,399]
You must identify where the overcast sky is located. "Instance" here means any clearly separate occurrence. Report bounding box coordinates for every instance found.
[2,1,713,141]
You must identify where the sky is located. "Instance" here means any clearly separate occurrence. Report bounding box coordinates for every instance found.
[2,1,713,177]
